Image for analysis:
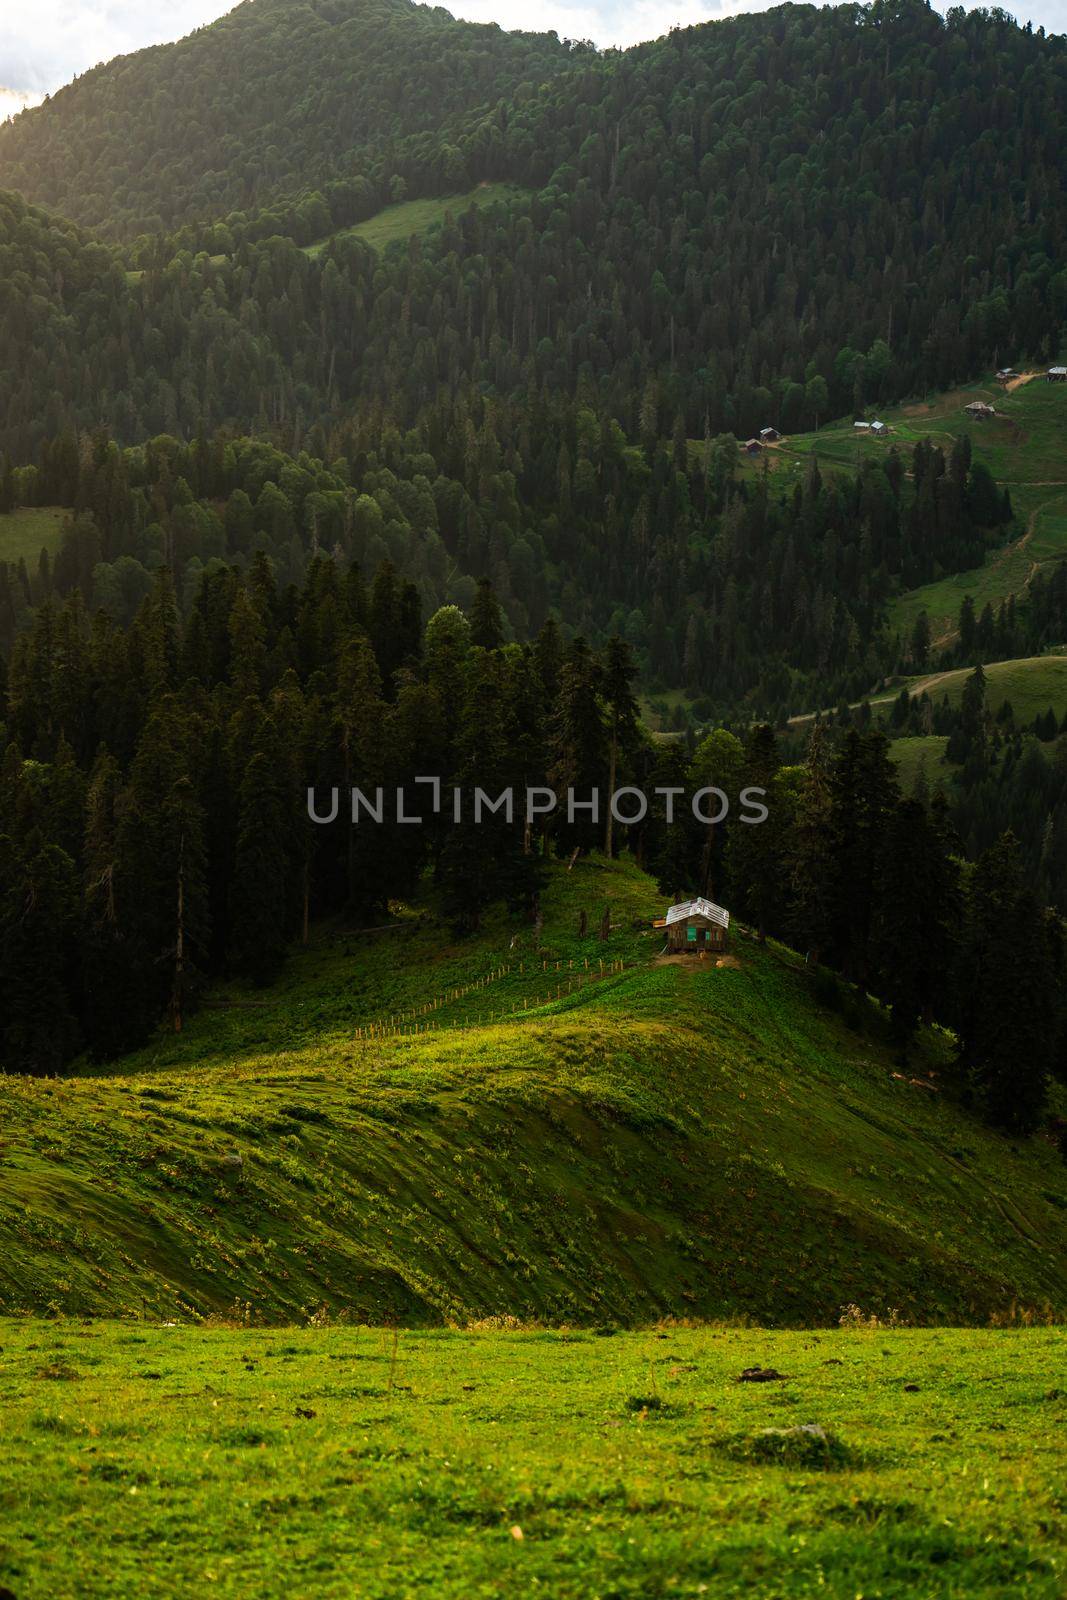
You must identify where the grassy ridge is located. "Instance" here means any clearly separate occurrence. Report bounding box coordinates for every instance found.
[793,652,1067,733]
[0,1318,1062,1598]
[905,654,1067,723]
[1,857,1064,1328]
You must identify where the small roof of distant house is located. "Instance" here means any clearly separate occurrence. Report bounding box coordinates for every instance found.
[965,401,996,415]
[744,437,762,450]
[759,426,781,439]
[853,420,871,429]
[664,898,730,930]
[1050,366,1067,378]
[871,420,888,433]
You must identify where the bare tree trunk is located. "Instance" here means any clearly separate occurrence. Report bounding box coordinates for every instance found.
[604,727,617,858]
[171,830,185,1034]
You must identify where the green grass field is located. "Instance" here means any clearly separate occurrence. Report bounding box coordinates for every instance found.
[2,856,1064,1329]
[0,1318,1062,1598]
[0,505,67,565]
[2,855,1065,1596]
[887,734,954,795]
[303,183,526,258]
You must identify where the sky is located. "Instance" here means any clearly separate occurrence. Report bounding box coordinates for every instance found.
[2,0,1065,121]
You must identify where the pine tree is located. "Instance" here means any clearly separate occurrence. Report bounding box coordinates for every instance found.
[116,698,209,1033]
[728,724,782,941]
[789,723,835,965]
[959,833,1053,1133]
[827,730,899,980]
[600,636,640,858]
[82,748,156,1058]
[468,577,505,651]
[440,649,520,929]
[870,801,933,1060]
[550,638,605,855]
[229,744,289,985]
[0,836,80,1072]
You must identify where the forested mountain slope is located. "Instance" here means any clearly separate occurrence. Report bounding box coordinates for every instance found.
[4,3,1067,449]
[1,2,1066,710]
[0,0,581,240]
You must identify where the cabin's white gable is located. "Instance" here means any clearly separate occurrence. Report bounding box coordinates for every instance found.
[665,897,730,930]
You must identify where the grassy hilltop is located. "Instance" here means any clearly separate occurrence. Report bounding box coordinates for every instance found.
[1,856,1064,1329]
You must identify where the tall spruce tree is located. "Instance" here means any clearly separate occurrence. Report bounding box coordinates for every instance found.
[600,636,640,858]
[229,741,289,985]
[958,833,1054,1134]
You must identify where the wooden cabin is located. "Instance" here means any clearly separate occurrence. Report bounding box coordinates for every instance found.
[965,401,996,419]
[759,426,781,443]
[870,420,888,437]
[1048,367,1067,384]
[654,897,730,954]
[744,437,762,455]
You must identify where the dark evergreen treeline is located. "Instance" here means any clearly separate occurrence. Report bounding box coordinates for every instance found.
[0,417,1012,712]
[1,553,1062,1139]
[878,661,1067,915]
[702,722,1066,1137]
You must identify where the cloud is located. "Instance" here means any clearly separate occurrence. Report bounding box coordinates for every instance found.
[0,1,240,96]
[447,0,713,48]
[443,0,1067,44]
[0,83,44,120]
[0,0,1063,100]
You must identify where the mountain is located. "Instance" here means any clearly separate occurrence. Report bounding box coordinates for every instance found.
[4,1,1066,422]
[1,853,1063,1323]
[0,0,582,240]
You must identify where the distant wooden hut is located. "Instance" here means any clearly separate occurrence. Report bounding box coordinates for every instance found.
[744,438,762,455]
[870,420,889,437]
[1048,366,1067,384]
[654,897,730,954]
[759,426,781,443]
[965,401,996,419]
[853,420,871,432]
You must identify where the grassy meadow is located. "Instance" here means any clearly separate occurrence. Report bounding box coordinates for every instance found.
[887,734,954,795]
[0,1318,1062,1598]
[303,183,526,258]
[1,861,1065,1596]
[0,505,67,565]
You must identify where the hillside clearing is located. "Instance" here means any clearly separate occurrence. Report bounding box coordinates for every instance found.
[303,183,526,257]
[0,505,66,565]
